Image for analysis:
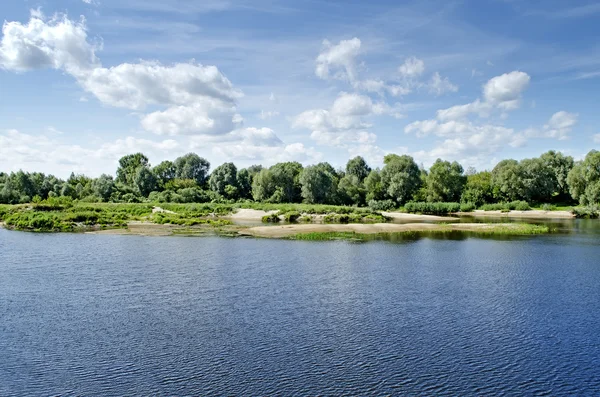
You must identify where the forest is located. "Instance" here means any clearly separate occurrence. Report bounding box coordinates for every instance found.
[1,149,600,214]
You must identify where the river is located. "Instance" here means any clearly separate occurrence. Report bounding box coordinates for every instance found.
[1,221,600,395]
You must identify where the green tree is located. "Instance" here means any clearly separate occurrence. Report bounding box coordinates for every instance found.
[491,159,525,201]
[461,171,493,206]
[134,167,157,197]
[380,154,421,204]
[236,168,253,199]
[174,153,210,186]
[209,163,238,197]
[299,162,338,204]
[116,153,150,186]
[364,169,384,201]
[426,159,466,202]
[252,169,276,201]
[153,160,177,189]
[540,150,575,201]
[345,156,371,182]
[270,162,303,203]
[337,174,365,205]
[93,174,115,202]
[567,150,600,205]
[520,157,555,203]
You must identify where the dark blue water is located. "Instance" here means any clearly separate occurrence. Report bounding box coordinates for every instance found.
[1,225,600,396]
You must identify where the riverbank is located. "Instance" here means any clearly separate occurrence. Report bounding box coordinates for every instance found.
[457,209,575,219]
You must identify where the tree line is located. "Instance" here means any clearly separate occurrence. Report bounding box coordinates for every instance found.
[1,150,600,208]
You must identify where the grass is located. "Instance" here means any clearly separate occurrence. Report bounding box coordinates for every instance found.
[290,223,550,241]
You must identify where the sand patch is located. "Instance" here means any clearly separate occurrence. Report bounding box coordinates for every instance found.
[382,211,458,222]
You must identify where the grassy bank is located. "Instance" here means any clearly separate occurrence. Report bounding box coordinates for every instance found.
[0,201,389,232]
[290,223,550,241]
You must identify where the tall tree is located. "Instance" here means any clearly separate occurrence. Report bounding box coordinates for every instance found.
[345,156,371,182]
[299,162,338,204]
[93,174,115,202]
[174,153,210,186]
[153,161,177,189]
[116,153,150,186]
[567,150,600,205]
[380,154,421,204]
[269,162,303,203]
[540,150,575,200]
[134,167,157,197]
[461,171,493,206]
[426,159,466,202]
[209,163,238,197]
[491,159,525,201]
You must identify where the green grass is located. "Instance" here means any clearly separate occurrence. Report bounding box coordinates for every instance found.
[290,223,549,241]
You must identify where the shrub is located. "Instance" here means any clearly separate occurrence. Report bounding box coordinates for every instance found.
[541,203,556,211]
[283,211,301,222]
[368,199,395,211]
[262,213,281,223]
[459,202,476,212]
[572,205,600,219]
[404,202,460,215]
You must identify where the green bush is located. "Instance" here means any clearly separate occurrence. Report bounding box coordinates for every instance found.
[572,205,600,219]
[541,203,557,211]
[459,202,476,212]
[283,211,301,222]
[262,213,281,223]
[368,199,395,211]
[404,202,461,215]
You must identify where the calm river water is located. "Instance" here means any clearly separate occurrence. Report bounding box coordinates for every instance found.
[1,221,600,395]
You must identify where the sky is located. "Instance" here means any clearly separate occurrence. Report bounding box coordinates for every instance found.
[1,0,600,178]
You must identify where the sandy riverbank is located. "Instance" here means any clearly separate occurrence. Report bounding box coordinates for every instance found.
[382,211,458,222]
[458,210,575,219]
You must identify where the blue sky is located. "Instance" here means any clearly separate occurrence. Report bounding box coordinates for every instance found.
[1,0,599,177]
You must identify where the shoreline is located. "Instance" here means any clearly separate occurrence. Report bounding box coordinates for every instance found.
[457,209,575,219]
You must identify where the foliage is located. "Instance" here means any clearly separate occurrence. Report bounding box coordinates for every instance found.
[368,199,396,211]
[461,171,493,206]
[479,201,531,211]
[380,154,421,205]
[262,213,281,223]
[299,163,339,204]
[567,150,600,206]
[425,159,466,202]
[459,202,476,212]
[209,162,238,198]
[404,202,461,215]
[345,156,371,182]
[174,153,210,185]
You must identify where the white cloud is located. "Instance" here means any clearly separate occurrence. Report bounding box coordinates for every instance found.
[258,110,280,120]
[593,134,600,143]
[0,12,99,73]
[0,129,179,177]
[483,70,530,106]
[398,56,425,78]
[140,100,242,136]
[315,37,361,81]
[0,13,246,140]
[428,72,459,95]
[525,111,578,140]
[435,71,531,121]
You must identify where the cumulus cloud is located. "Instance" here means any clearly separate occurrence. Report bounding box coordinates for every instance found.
[428,72,459,96]
[0,129,179,177]
[293,92,402,145]
[315,37,361,81]
[0,12,99,73]
[0,13,246,138]
[525,111,578,140]
[398,56,425,78]
[435,71,530,121]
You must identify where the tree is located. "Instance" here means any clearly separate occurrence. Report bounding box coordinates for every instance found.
[567,150,600,205]
[134,167,157,197]
[116,153,150,185]
[426,159,466,202]
[174,153,210,186]
[519,157,555,203]
[236,168,253,199]
[380,154,421,204]
[338,174,365,205]
[540,150,574,201]
[491,159,525,201]
[270,162,303,203]
[209,162,238,197]
[299,163,338,204]
[364,169,385,201]
[153,161,176,189]
[93,174,115,202]
[345,156,371,182]
[252,169,276,201]
[461,171,493,206]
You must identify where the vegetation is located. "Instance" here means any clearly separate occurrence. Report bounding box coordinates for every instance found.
[2,149,600,217]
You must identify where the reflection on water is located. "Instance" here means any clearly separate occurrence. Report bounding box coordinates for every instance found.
[1,224,600,395]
